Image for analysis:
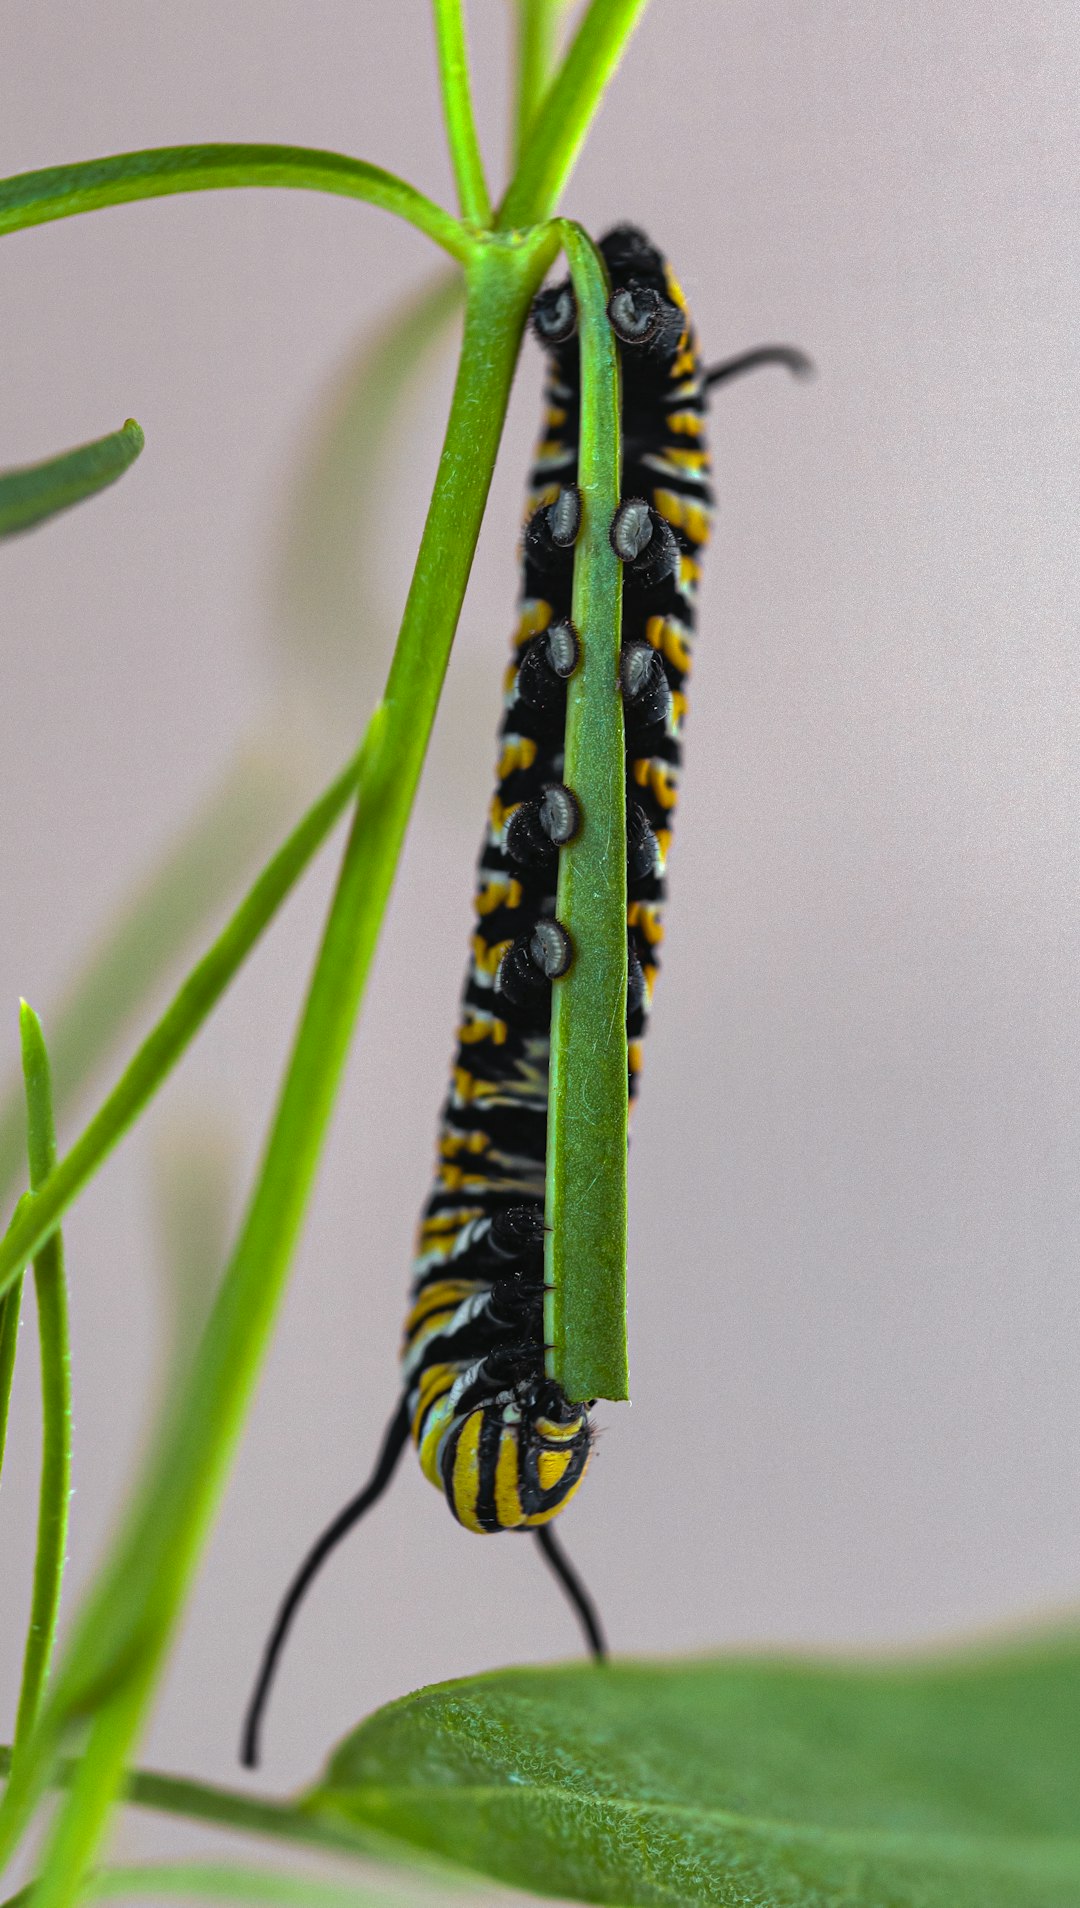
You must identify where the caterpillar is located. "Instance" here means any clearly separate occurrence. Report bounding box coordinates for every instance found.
[241,229,809,1767]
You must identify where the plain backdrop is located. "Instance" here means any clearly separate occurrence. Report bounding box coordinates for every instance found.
[1,0,1079,1889]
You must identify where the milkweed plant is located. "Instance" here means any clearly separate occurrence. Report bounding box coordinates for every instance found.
[1,8,1077,1908]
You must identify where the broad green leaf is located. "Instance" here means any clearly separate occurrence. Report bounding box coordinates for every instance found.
[0,420,142,537]
[308,1631,1080,1907]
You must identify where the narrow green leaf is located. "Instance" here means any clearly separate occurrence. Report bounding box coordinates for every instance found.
[11,1006,71,1757]
[498,0,651,229]
[0,1278,23,1479]
[309,1631,1080,1908]
[0,1746,413,1867]
[431,0,492,226]
[0,231,559,1902]
[511,1,570,166]
[0,420,143,538]
[545,222,627,1403]
[0,146,473,263]
[0,743,365,1308]
[0,745,307,1203]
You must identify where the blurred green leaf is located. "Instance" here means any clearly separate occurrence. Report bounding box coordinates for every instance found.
[0,420,143,538]
[150,1110,238,1399]
[0,741,306,1201]
[274,274,462,727]
[83,1863,446,1907]
[11,1005,71,1757]
[308,1632,1080,1907]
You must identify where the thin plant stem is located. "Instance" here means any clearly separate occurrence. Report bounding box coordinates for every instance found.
[0,420,143,539]
[0,1279,22,1478]
[0,1747,390,1863]
[431,0,492,226]
[28,1656,156,1908]
[543,222,628,1402]
[0,743,368,1307]
[498,0,650,230]
[0,145,473,264]
[11,1007,72,1758]
[511,0,566,165]
[0,229,559,1902]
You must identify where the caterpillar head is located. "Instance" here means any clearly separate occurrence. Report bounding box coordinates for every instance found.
[438,1381,593,1533]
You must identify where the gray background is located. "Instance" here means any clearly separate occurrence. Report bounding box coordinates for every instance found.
[1,0,1079,1883]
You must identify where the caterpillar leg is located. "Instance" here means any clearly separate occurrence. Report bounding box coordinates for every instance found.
[534,1521,607,1662]
[240,1394,411,1768]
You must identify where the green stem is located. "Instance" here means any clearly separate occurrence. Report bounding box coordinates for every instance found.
[0,231,558,1902]
[0,1748,386,1863]
[431,0,492,226]
[0,745,306,1204]
[0,1279,22,1478]
[0,145,472,263]
[12,1008,71,1757]
[85,1864,412,1907]
[498,0,650,229]
[29,1660,154,1908]
[544,222,628,1402]
[0,420,143,539]
[511,0,567,165]
[0,741,367,1306]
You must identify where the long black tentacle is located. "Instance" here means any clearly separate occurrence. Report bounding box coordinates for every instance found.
[241,1395,411,1767]
[704,344,814,390]
[534,1522,608,1661]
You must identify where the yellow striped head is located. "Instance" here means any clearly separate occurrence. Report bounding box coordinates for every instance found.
[418,1387,591,1534]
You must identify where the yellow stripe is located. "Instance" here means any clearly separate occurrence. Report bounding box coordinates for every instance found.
[628,901,665,946]
[498,735,537,779]
[653,487,712,546]
[645,615,692,673]
[632,758,678,811]
[534,1414,584,1442]
[451,1410,485,1531]
[514,600,552,648]
[471,933,512,978]
[662,447,710,473]
[494,1429,524,1528]
[407,1278,476,1327]
[458,1014,508,1046]
[476,876,523,917]
[523,1461,588,1527]
[538,1449,572,1493]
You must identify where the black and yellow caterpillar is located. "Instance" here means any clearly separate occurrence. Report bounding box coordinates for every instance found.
[402,226,712,1549]
[242,229,807,1765]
